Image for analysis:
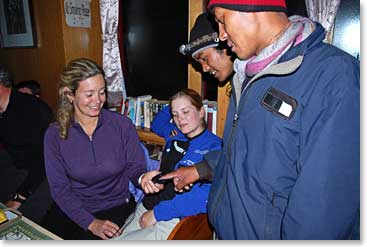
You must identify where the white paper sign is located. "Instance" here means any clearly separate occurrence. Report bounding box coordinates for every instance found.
[64,0,91,28]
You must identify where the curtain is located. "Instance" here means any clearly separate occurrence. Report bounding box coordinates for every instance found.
[99,0,127,107]
[305,0,341,43]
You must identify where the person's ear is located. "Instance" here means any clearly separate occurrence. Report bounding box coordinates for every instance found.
[200,106,205,119]
[62,87,74,104]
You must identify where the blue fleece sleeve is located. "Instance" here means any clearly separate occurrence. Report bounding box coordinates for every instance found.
[282,57,360,239]
[151,106,180,139]
[153,183,210,221]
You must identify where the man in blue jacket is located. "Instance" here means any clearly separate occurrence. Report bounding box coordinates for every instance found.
[160,0,360,240]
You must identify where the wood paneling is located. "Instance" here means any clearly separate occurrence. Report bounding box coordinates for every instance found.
[187,0,204,95]
[216,82,230,137]
[0,0,65,111]
[0,0,103,112]
[60,0,102,65]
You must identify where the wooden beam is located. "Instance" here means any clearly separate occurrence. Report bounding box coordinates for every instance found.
[216,82,230,138]
[187,0,205,95]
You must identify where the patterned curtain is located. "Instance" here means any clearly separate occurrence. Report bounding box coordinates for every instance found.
[305,0,341,43]
[99,0,126,107]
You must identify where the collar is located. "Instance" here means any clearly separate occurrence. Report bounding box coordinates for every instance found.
[279,21,325,63]
[243,19,325,91]
[71,108,105,131]
[245,16,315,78]
[187,128,207,141]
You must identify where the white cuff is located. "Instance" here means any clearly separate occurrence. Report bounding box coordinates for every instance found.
[138,173,145,185]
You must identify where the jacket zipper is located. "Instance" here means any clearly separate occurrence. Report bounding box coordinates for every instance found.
[209,55,304,224]
[90,138,96,163]
[86,134,97,163]
[210,79,256,221]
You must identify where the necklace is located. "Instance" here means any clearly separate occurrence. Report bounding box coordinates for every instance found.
[270,22,291,44]
[78,119,97,141]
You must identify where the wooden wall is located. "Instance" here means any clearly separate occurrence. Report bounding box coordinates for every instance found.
[60,0,102,66]
[187,0,205,95]
[0,0,102,111]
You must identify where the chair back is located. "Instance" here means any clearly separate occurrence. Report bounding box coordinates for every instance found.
[167,213,214,240]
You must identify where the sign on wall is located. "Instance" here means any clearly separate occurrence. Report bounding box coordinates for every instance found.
[64,0,91,28]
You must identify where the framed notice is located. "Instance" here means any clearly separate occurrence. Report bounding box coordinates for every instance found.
[64,0,91,28]
[0,0,37,48]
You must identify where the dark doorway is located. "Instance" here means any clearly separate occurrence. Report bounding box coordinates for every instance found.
[120,0,188,99]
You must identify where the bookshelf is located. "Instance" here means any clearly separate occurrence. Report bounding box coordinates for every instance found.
[136,0,230,145]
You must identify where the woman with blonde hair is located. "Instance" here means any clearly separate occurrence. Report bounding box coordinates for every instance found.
[42,58,148,240]
[114,88,222,240]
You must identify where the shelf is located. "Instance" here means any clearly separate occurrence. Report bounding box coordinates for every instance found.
[136,127,165,146]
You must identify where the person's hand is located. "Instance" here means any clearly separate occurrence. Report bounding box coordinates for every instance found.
[4,200,22,210]
[140,170,164,194]
[160,166,200,192]
[139,210,157,228]
[5,193,27,209]
[88,218,120,239]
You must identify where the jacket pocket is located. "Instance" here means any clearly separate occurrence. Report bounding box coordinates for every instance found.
[264,192,288,240]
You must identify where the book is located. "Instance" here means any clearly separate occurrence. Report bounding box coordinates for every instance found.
[135,95,152,127]
[211,103,217,135]
[203,99,209,122]
[143,99,155,129]
[207,105,213,133]
[127,97,136,125]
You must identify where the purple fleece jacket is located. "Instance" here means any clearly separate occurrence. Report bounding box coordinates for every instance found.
[44,109,146,230]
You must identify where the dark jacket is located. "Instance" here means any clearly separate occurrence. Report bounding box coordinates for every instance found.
[0,90,53,197]
[206,23,360,239]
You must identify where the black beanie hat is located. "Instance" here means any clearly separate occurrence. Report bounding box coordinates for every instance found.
[179,12,220,58]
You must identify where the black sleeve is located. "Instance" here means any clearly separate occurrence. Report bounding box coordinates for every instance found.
[196,160,213,181]
[17,100,54,197]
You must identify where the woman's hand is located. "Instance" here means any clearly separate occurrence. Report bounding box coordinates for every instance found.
[139,210,157,228]
[140,170,164,194]
[88,218,120,239]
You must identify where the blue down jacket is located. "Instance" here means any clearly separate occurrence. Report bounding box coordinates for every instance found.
[151,106,222,221]
[205,23,360,239]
